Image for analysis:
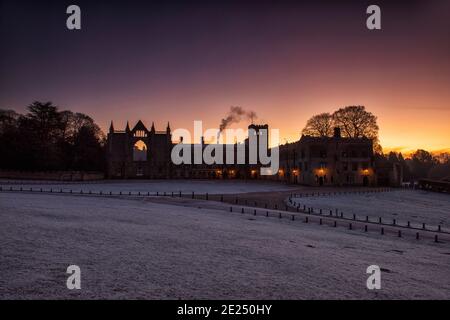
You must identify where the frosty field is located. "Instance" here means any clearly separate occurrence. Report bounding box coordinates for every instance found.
[0,179,297,195]
[0,186,449,299]
[290,190,450,227]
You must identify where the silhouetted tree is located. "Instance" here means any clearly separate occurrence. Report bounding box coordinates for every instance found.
[0,101,105,172]
[408,149,437,179]
[301,113,333,137]
[301,105,381,153]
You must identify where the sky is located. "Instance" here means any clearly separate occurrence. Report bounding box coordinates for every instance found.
[1,0,449,153]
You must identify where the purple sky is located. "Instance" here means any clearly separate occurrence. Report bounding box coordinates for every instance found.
[1,0,449,152]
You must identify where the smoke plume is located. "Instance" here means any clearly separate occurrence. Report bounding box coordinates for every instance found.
[219,106,258,133]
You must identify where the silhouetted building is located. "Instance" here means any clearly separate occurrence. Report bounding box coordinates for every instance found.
[276,127,376,186]
[107,120,172,178]
[106,121,268,179]
[106,121,401,186]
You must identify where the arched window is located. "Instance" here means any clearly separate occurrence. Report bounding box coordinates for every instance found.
[133,140,147,161]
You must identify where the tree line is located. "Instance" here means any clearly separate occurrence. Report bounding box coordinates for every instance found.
[387,150,450,182]
[0,101,105,172]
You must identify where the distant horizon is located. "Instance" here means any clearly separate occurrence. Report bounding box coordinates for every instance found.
[4,101,450,155]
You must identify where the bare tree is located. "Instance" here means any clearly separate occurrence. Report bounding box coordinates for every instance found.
[301,112,333,137]
[332,106,378,138]
[332,105,381,153]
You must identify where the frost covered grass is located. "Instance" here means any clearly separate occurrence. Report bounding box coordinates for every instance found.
[1,192,449,299]
[0,179,297,195]
[290,190,450,228]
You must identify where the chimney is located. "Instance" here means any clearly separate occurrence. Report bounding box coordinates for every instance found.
[333,127,341,138]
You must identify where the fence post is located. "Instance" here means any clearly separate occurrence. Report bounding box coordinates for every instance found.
[241,208,244,214]
[333,221,337,227]
[349,223,352,230]
[438,225,441,232]
[398,230,402,237]
[230,207,232,212]
[364,225,368,232]
[435,235,438,243]
[292,215,295,221]
[319,218,322,225]
[422,223,426,230]
[381,227,384,235]
[416,232,419,240]
[266,211,269,217]
[304,216,308,223]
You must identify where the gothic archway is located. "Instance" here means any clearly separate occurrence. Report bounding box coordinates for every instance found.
[133,140,147,161]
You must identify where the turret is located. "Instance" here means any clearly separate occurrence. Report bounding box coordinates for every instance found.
[109,121,114,133]
[125,121,131,133]
[150,122,155,133]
